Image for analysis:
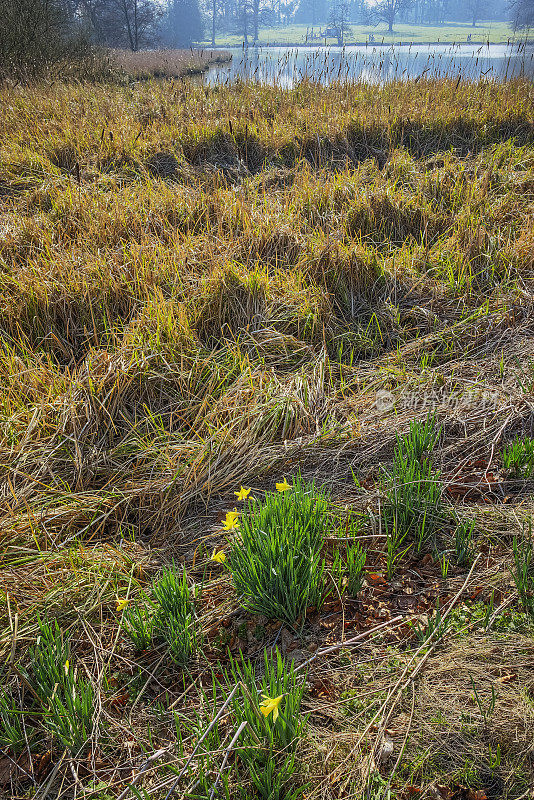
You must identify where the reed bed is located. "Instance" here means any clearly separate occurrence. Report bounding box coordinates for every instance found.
[206,41,533,86]
[0,77,533,799]
[110,48,232,79]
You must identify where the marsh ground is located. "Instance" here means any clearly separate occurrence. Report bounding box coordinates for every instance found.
[0,78,534,800]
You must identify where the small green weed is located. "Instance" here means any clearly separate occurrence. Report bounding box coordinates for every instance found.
[453,519,476,566]
[512,532,534,617]
[440,553,451,579]
[470,676,497,726]
[340,686,385,719]
[443,600,531,636]
[502,436,534,478]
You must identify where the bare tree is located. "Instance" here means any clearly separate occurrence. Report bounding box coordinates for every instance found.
[0,0,92,80]
[253,0,260,41]
[212,0,217,45]
[165,0,203,47]
[77,0,161,50]
[372,0,413,32]
[510,0,534,27]
[465,0,483,25]
[328,0,351,44]
[238,0,253,44]
[116,0,138,49]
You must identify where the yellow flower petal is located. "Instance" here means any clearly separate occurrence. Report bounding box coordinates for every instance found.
[64,660,69,675]
[211,550,226,564]
[116,598,129,612]
[259,694,283,721]
[276,478,291,493]
[222,510,240,530]
[234,486,252,501]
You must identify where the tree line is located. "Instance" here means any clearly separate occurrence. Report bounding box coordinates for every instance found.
[0,0,532,81]
[0,0,204,80]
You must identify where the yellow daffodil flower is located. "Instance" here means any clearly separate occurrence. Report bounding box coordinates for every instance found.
[234,486,252,501]
[259,693,283,722]
[211,550,226,564]
[222,510,240,530]
[116,598,129,612]
[276,478,291,493]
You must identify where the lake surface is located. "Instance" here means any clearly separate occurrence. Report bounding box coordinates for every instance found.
[206,42,534,86]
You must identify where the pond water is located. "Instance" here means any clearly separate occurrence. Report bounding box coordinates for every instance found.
[206,42,534,86]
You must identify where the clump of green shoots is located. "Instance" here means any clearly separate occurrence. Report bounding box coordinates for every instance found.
[29,618,69,701]
[228,648,307,750]
[346,543,367,596]
[174,650,307,800]
[0,690,27,753]
[228,476,330,624]
[233,650,308,800]
[512,528,534,618]
[332,540,367,596]
[501,436,534,478]
[412,601,451,646]
[470,676,497,727]
[394,415,441,462]
[453,519,476,566]
[332,515,368,596]
[122,566,198,665]
[384,519,413,579]
[153,565,198,665]
[122,602,155,652]
[381,417,445,575]
[25,619,100,755]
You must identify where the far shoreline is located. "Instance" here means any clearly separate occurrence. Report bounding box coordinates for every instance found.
[203,38,531,49]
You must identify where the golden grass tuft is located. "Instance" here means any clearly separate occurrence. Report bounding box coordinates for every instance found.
[195,265,268,343]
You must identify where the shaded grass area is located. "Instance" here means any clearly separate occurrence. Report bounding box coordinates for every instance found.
[0,78,534,799]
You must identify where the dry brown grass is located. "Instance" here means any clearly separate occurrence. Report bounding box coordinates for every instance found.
[0,77,533,800]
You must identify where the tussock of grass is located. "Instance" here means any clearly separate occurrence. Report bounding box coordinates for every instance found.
[195,265,268,344]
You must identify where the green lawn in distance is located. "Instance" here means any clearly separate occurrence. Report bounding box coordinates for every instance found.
[204,21,517,47]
